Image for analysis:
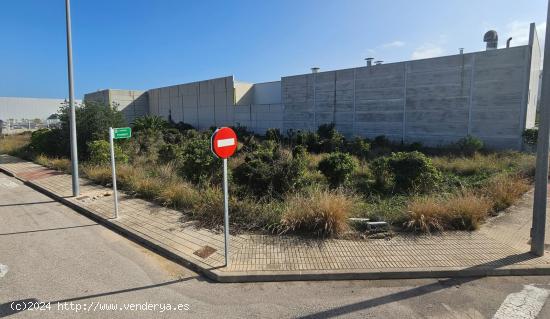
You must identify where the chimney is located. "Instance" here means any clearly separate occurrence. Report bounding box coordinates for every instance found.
[365,57,374,67]
[311,67,320,74]
[483,30,498,50]
[506,37,513,48]
[459,48,464,54]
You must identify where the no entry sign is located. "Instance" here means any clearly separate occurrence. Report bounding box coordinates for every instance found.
[211,127,237,159]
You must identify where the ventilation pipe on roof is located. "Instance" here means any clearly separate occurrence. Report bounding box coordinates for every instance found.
[506,37,513,48]
[484,30,498,50]
[365,57,374,67]
[311,67,320,73]
[374,60,383,65]
[459,48,464,54]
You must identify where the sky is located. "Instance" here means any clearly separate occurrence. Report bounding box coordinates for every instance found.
[0,0,548,99]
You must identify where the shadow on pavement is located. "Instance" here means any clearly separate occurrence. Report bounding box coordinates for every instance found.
[297,252,538,319]
[0,224,98,236]
[0,277,200,318]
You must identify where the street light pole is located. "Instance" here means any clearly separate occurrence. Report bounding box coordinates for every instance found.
[532,1,550,256]
[65,0,79,196]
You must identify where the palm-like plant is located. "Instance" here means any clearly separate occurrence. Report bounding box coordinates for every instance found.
[132,115,168,133]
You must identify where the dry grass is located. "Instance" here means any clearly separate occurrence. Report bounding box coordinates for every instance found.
[405,192,492,233]
[158,180,200,211]
[432,152,536,177]
[35,154,71,173]
[279,188,356,237]
[0,133,30,154]
[482,174,531,212]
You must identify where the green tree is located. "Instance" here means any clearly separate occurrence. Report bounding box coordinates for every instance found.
[58,101,126,159]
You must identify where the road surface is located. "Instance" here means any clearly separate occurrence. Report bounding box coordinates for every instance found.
[0,171,549,318]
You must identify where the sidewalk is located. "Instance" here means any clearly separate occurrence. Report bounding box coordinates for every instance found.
[1,154,550,282]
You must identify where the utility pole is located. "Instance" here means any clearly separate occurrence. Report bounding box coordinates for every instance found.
[65,0,79,196]
[531,1,550,256]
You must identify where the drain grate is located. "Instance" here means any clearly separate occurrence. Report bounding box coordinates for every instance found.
[194,246,217,259]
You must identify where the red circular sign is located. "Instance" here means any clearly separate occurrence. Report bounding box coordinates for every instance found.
[211,127,238,159]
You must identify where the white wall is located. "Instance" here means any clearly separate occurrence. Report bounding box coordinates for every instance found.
[0,97,75,120]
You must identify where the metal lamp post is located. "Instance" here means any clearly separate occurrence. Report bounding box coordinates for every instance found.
[65,0,80,196]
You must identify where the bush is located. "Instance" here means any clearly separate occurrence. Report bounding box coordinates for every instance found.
[371,151,441,193]
[523,128,538,146]
[372,135,391,148]
[180,136,221,184]
[173,122,195,132]
[162,128,183,144]
[234,141,307,197]
[279,189,356,237]
[346,137,371,161]
[88,140,128,165]
[158,144,183,164]
[265,128,282,142]
[132,115,167,133]
[295,131,321,153]
[29,128,64,156]
[318,152,357,187]
[453,135,483,156]
[317,123,345,152]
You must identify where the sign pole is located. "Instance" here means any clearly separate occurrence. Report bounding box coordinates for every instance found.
[223,158,230,266]
[531,1,550,256]
[109,127,119,219]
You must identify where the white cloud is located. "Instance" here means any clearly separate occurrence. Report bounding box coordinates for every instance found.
[501,21,546,48]
[381,40,406,49]
[411,43,444,60]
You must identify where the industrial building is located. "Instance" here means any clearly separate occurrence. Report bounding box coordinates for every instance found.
[84,23,541,150]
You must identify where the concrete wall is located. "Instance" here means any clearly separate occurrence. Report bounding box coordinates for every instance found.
[281,36,540,149]
[84,89,148,124]
[148,76,234,130]
[234,81,283,134]
[0,97,72,121]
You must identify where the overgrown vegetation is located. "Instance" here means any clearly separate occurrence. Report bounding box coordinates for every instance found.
[0,105,537,237]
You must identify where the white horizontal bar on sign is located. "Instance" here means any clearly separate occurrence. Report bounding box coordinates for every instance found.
[217,138,235,148]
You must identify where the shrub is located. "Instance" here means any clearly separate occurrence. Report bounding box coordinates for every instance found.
[29,128,65,156]
[180,136,221,184]
[131,115,167,133]
[346,137,371,161]
[372,135,391,148]
[453,135,483,156]
[158,144,183,164]
[295,130,321,153]
[523,128,538,146]
[371,151,441,193]
[174,122,195,132]
[317,123,345,152]
[265,128,282,142]
[318,152,357,187]
[234,141,307,197]
[130,130,165,160]
[279,189,356,237]
[88,140,128,165]
[162,128,183,144]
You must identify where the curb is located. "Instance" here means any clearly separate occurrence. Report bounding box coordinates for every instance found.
[2,163,550,283]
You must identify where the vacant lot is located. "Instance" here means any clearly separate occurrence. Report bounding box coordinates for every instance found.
[0,105,536,237]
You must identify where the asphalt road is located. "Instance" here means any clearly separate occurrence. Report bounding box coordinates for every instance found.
[0,171,549,319]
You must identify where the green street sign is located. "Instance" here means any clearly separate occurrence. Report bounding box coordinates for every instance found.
[113,127,131,139]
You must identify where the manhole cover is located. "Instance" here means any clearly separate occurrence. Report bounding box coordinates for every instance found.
[194,246,217,259]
